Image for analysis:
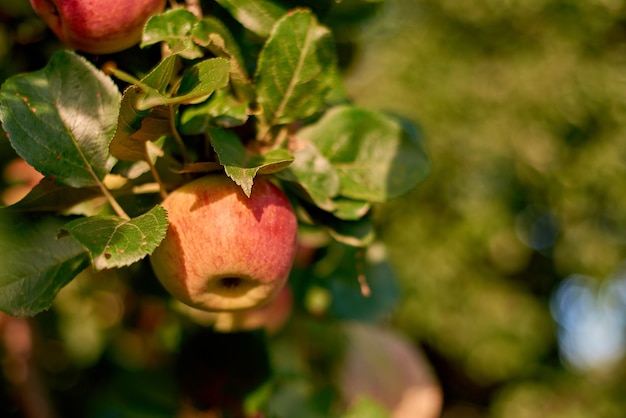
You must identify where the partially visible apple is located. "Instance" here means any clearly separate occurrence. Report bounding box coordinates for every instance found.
[150,174,298,312]
[1,158,44,206]
[212,284,294,333]
[29,0,166,54]
[339,323,443,418]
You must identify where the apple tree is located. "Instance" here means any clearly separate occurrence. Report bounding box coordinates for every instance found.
[0,1,433,417]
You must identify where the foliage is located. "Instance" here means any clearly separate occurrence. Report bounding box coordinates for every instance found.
[0,0,429,417]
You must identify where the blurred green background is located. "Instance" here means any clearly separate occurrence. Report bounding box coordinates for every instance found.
[2,0,626,416]
[345,0,626,416]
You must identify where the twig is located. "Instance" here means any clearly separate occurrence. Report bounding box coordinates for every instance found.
[169,104,190,164]
[145,142,168,200]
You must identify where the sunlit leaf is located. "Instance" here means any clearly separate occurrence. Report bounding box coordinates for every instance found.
[331,197,371,221]
[209,127,294,197]
[0,50,120,188]
[276,141,340,211]
[298,105,429,202]
[192,17,254,101]
[255,9,337,134]
[141,8,202,58]
[63,205,168,270]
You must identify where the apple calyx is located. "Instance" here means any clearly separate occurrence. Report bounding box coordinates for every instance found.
[150,174,298,312]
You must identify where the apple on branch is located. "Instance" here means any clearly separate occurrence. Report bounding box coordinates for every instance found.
[150,174,298,312]
[29,0,166,54]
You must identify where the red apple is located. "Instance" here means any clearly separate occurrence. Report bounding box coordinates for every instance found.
[174,285,294,334]
[1,158,44,206]
[339,323,443,418]
[213,284,294,333]
[29,0,166,54]
[150,174,298,312]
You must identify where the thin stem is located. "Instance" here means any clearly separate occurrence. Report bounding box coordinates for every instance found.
[103,63,154,92]
[169,104,189,164]
[145,142,168,200]
[98,180,130,219]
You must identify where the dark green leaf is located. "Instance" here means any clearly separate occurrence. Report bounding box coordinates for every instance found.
[179,89,249,134]
[209,127,294,197]
[255,9,337,134]
[301,200,374,247]
[214,0,288,37]
[175,58,231,104]
[298,105,429,202]
[141,8,202,58]
[6,178,101,213]
[64,205,168,270]
[325,243,400,322]
[325,216,375,247]
[0,214,89,317]
[0,50,121,188]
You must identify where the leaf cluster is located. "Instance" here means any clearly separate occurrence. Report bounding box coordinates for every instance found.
[0,2,428,317]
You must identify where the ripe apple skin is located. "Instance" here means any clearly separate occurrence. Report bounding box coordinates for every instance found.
[150,174,298,312]
[29,0,166,54]
[340,323,443,418]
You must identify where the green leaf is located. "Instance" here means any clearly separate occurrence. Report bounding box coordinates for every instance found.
[325,216,375,247]
[175,58,231,104]
[276,141,340,212]
[180,89,249,134]
[298,105,430,202]
[109,54,180,161]
[63,205,168,271]
[301,200,374,247]
[331,197,371,221]
[192,17,254,102]
[209,127,294,196]
[110,87,171,162]
[6,178,101,213]
[141,8,202,58]
[0,50,121,188]
[255,9,337,134]
[322,243,400,322]
[136,58,231,110]
[0,214,89,317]
[214,0,288,37]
